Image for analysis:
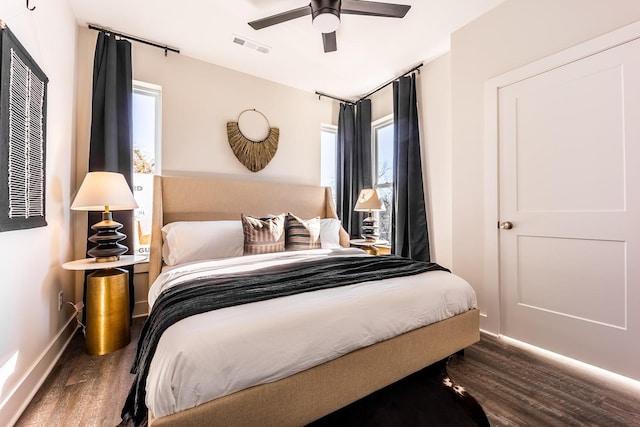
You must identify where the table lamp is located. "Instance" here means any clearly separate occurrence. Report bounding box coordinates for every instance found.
[71,171,138,262]
[354,188,386,241]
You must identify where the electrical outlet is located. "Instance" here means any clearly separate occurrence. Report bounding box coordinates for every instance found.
[58,291,63,312]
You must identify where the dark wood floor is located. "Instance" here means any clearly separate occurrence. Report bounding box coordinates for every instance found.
[447,335,640,426]
[14,319,143,427]
[15,318,640,426]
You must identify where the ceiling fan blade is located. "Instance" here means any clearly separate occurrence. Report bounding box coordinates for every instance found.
[248,5,311,30]
[341,0,410,18]
[322,31,337,52]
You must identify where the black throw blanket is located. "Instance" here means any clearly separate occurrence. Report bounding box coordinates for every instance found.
[121,255,449,425]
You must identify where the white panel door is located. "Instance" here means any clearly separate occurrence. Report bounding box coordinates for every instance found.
[498,38,640,380]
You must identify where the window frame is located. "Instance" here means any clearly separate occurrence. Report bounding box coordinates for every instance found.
[133,80,162,172]
[320,123,338,206]
[372,114,394,188]
[371,114,394,242]
[132,80,162,256]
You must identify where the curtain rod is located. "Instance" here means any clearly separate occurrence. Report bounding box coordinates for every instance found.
[88,24,180,56]
[315,63,423,105]
[314,91,354,104]
[356,63,423,102]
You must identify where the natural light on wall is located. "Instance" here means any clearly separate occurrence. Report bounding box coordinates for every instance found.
[132,81,162,256]
[0,351,18,408]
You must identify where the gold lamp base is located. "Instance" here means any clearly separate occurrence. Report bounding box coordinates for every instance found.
[361,245,379,256]
[86,268,130,355]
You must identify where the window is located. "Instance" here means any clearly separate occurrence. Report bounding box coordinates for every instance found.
[132,81,162,255]
[372,115,394,242]
[320,124,338,206]
[320,117,394,242]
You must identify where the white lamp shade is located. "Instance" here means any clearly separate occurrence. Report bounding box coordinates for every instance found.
[312,13,340,33]
[354,188,385,212]
[71,171,138,211]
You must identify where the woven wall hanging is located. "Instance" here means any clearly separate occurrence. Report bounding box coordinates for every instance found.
[227,109,279,172]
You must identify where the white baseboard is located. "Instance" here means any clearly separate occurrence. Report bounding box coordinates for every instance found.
[479,328,499,338]
[0,316,78,427]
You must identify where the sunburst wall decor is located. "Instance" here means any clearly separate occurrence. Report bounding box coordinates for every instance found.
[227,109,279,172]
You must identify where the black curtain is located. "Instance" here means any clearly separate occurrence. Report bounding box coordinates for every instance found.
[85,32,135,317]
[336,100,372,236]
[392,74,430,261]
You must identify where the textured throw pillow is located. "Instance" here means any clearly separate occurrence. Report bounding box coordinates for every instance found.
[285,213,321,251]
[241,213,286,255]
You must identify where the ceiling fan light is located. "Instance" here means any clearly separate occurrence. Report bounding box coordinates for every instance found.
[312,12,340,33]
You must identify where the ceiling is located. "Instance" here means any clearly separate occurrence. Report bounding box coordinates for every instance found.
[68,0,505,100]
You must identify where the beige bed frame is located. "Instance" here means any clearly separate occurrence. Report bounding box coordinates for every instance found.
[147,175,480,427]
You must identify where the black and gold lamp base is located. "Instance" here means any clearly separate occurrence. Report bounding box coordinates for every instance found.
[361,215,380,241]
[88,211,128,262]
[86,268,130,355]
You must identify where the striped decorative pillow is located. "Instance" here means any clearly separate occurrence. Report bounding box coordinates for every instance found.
[285,213,321,251]
[241,213,286,255]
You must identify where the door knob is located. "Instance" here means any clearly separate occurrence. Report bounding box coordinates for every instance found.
[499,221,514,230]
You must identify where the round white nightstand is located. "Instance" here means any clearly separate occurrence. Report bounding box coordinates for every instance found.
[349,239,391,256]
[63,255,146,355]
[62,254,147,271]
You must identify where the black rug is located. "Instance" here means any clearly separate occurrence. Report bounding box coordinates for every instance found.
[307,358,490,427]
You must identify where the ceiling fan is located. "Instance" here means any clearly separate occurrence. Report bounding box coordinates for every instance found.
[248,0,411,53]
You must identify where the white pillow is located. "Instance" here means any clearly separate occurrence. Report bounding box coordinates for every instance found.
[161,221,244,266]
[320,218,342,249]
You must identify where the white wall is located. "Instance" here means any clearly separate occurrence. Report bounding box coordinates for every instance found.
[450,0,640,331]
[0,1,78,425]
[76,26,334,186]
[420,55,453,269]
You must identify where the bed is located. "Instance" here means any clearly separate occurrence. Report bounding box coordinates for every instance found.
[132,175,480,426]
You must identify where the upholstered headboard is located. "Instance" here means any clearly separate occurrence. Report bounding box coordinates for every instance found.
[148,175,350,285]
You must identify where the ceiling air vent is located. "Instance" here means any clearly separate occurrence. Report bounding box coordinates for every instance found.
[232,34,270,54]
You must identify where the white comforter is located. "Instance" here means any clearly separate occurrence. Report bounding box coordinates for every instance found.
[146,248,477,418]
